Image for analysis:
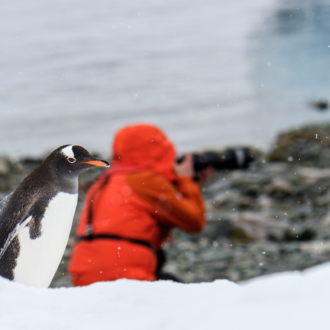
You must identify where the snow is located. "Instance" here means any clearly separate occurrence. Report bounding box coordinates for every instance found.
[1,262,330,330]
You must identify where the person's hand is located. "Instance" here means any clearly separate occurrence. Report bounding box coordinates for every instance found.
[174,154,194,178]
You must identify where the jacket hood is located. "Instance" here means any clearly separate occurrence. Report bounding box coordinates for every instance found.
[112,124,177,181]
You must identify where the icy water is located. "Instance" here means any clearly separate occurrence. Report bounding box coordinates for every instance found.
[0,0,330,159]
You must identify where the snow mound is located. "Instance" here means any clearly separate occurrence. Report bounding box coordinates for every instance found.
[1,263,330,330]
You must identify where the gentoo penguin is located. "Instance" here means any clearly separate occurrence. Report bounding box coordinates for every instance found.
[0,144,109,287]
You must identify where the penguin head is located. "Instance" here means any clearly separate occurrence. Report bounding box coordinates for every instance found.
[48,145,110,178]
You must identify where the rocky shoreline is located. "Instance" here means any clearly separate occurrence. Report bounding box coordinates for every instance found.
[2,123,330,287]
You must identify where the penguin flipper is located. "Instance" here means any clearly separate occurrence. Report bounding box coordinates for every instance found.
[0,193,13,213]
[0,215,32,260]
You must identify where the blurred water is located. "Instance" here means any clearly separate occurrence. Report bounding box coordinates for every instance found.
[0,0,329,159]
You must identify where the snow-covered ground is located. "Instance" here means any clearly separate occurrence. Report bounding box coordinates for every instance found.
[2,262,330,330]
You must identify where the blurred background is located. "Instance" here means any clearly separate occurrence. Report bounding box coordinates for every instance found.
[1,0,330,287]
[0,0,329,158]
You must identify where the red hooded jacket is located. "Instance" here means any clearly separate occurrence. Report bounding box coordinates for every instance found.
[69,124,205,286]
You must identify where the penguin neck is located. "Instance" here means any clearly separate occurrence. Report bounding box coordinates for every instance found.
[39,162,79,195]
[56,175,78,195]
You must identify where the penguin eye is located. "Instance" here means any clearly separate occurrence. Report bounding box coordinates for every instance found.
[67,157,76,163]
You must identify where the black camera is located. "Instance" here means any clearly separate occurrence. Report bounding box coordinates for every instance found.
[177,147,253,174]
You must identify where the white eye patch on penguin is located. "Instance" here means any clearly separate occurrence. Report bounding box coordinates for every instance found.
[61,145,75,159]
[61,145,77,163]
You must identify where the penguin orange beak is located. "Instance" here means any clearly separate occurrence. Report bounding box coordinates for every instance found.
[83,160,110,167]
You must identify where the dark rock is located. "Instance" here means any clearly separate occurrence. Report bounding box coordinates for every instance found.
[283,228,316,242]
[310,100,329,111]
[267,123,330,167]
[201,220,234,239]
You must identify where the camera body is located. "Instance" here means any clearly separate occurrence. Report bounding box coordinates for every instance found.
[177,147,253,174]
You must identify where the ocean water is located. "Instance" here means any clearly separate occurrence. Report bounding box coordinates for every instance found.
[0,0,329,159]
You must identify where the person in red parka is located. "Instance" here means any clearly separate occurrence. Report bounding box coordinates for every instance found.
[68,123,210,286]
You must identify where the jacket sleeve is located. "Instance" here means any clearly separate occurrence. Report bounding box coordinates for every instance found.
[126,171,206,233]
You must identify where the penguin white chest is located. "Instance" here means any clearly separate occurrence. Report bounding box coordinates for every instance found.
[14,192,78,288]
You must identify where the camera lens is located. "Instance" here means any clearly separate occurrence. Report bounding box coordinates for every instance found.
[192,148,253,172]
